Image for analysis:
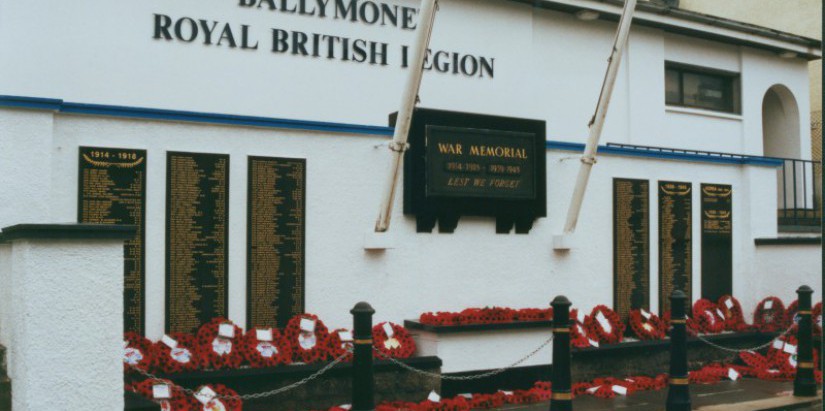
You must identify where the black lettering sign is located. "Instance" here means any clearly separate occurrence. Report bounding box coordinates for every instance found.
[247,157,306,329]
[78,147,147,334]
[701,184,732,302]
[659,181,692,314]
[165,152,229,334]
[613,178,650,323]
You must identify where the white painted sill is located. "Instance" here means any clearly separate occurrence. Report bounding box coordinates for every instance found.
[665,105,743,121]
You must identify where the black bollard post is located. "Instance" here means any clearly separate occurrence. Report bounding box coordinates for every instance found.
[351,302,375,411]
[793,285,817,397]
[666,290,691,411]
[549,296,572,411]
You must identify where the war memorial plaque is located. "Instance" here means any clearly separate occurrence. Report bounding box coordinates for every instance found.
[78,147,146,334]
[701,184,732,302]
[658,181,692,314]
[613,178,650,323]
[165,152,229,333]
[401,108,546,233]
[247,157,306,329]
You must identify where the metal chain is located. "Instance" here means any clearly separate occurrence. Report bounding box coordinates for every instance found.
[372,333,554,381]
[130,350,351,401]
[693,325,796,353]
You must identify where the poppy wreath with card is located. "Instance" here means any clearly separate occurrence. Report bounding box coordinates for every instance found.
[373,322,416,359]
[692,299,726,334]
[284,313,330,364]
[628,309,665,340]
[324,328,355,362]
[569,309,593,348]
[814,302,823,335]
[131,378,198,411]
[716,295,749,331]
[194,384,243,411]
[753,296,786,333]
[241,328,291,368]
[150,333,200,374]
[767,335,819,374]
[585,306,624,344]
[739,351,770,370]
[123,332,152,373]
[195,318,244,370]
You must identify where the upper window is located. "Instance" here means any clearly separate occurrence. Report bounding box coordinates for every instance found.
[665,62,740,114]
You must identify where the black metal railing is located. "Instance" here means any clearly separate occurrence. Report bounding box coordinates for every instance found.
[604,143,822,230]
[775,158,822,229]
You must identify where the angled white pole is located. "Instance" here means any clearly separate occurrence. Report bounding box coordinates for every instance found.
[557,0,637,248]
[374,0,439,233]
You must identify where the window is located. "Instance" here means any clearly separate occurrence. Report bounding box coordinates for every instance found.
[665,62,740,114]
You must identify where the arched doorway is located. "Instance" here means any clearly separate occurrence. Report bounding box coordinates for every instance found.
[762,85,818,227]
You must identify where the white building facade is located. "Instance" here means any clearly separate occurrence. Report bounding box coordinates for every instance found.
[0,0,821,405]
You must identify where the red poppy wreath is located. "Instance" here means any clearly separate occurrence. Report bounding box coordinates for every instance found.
[753,297,786,333]
[284,313,330,364]
[814,302,823,336]
[570,309,596,348]
[196,318,244,370]
[628,309,665,340]
[716,295,749,331]
[192,384,243,411]
[123,332,152,373]
[131,378,198,411]
[585,305,624,344]
[241,327,292,368]
[150,333,200,374]
[324,328,355,362]
[692,299,726,334]
[373,322,416,359]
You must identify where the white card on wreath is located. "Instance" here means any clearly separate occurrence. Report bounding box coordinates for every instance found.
[499,390,514,396]
[716,309,725,319]
[783,343,797,355]
[459,394,473,399]
[256,329,273,342]
[772,340,784,349]
[161,335,178,349]
[589,339,600,348]
[195,386,217,404]
[382,322,395,338]
[340,405,352,410]
[728,368,740,381]
[586,386,599,394]
[725,298,734,309]
[153,384,171,399]
[641,309,651,320]
[427,391,441,402]
[612,385,627,396]
[218,323,235,339]
[300,318,316,332]
[596,312,612,332]
[339,331,354,342]
[764,300,773,310]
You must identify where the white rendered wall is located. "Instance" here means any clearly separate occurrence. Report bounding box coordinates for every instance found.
[0,0,812,157]
[4,238,124,411]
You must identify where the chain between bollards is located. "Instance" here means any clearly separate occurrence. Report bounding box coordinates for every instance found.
[549,296,572,411]
[665,290,691,411]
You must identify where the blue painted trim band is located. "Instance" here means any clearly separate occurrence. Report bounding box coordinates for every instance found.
[0,95,395,137]
[546,141,783,167]
[0,95,787,167]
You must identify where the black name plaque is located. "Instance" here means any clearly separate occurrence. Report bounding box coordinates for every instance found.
[658,181,692,314]
[247,157,306,329]
[701,184,732,302]
[78,146,147,334]
[165,152,229,334]
[613,178,650,323]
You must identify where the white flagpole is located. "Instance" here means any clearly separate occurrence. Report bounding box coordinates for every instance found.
[559,0,638,242]
[374,0,439,233]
